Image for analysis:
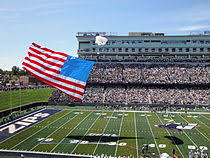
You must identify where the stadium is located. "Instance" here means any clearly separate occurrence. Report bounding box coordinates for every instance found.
[0,31,209,158]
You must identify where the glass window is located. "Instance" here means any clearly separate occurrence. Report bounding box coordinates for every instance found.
[172,48,176,52]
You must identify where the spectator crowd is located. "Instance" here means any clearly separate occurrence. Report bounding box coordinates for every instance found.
[49,63,209,106]
[88,63,209,84]
[49,87,209,105]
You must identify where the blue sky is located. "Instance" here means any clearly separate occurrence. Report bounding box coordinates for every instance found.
[0,0,210,70]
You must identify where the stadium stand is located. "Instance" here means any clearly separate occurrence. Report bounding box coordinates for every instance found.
[49,32,210,107]
[48,62,210,106]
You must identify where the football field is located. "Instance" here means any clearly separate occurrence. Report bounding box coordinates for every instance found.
[0,108,209,158]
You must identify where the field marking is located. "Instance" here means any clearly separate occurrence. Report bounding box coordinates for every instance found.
[155,113,184,158]
[134,112,139,158]
[50,111,93,153]
[70,114,101,154]
[10,110,71,150]
[114,112,124,157]
[31,112,78,151]
[193,115,210,128]
[171,115,198,147]
[0,108,58,145]
[0,108,45,128]
[179,114,209,141]
[92,112,114,155]
[46,107,210,114]
[145,114,160,155]
[201,115,210,121]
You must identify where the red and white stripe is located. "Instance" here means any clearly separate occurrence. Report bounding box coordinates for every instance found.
[22,43,85,102]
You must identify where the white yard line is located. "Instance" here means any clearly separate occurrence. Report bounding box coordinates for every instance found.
[10,110,72,150]
[179,114,209,141]
[31,113,77,151]
[193,115,210,128]
[92,112,114,155]
[70,115,101,154]
[145,114,160,156]
[114,112,125,157]
[134,112,139,158]
[155,113,184,158]
[50,111,93,153]
[201,114,210,121]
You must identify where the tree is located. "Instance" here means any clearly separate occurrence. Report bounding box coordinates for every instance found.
[11,66,20,75]
[0,68,3,75]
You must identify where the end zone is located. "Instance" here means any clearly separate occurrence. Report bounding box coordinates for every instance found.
[0,108,61,142]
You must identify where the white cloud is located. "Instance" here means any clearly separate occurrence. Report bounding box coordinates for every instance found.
[161,2,210,22]
[0,57,21,70]
[0,1,88,21]
[176,25,210,31]
[0,1,85,12]
[0,57,9,60]
[34,10,64,16]
[0,12,23,19]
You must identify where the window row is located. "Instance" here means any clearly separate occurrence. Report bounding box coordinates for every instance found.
[91,47,210,53]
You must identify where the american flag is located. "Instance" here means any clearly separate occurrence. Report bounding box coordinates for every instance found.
[22,43,95,102]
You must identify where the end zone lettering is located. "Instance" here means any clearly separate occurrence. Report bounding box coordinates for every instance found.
[0,113,49,134]
[0,108,61,142]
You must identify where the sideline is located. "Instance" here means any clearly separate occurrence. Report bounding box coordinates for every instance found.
[0,149,92,158]
[46,107,210,115]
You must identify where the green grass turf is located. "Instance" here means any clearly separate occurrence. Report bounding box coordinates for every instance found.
[0,88,54,112]
[0,109,209,158]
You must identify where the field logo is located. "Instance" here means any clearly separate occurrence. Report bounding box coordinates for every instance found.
[0,113,49,134]
[154,123,198,131]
